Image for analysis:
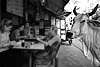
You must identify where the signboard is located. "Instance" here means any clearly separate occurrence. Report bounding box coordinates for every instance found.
[7,0,23,17]
[56,19,60,28]
[51,16,55,25]
[61,20,65,29]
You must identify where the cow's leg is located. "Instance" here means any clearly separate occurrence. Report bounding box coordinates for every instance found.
[93,56,100,67]
[79,38,97,65]
[81,41,94,63]
[78,39,88,56]
[91,48,100,67]
[83,45,100,67]
[82,41,88,57]
[78,37,88,56]
[86,49,100,67]
[87,49,93,62]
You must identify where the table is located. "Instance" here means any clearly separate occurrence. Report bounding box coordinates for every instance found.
[13,41,45,67]
[0,48,9,53]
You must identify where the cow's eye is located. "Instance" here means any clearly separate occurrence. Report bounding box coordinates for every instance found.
[80,20,85,23]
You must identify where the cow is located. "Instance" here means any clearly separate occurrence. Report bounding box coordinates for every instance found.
[71,4,100,67]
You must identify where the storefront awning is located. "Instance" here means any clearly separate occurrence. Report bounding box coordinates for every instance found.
[43,0,70,15]
[29,0,70,16]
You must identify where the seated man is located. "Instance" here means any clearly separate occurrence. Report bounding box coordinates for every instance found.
[23,22,33,38]
[36,25,61,61]
[10,24,26,41]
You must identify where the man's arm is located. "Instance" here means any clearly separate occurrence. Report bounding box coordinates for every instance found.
[37,37,48,46]
[37,35,60,46]
[48,36,59,46]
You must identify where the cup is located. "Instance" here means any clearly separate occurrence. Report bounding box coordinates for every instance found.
[21,42,25,47]
[31,42,34,45]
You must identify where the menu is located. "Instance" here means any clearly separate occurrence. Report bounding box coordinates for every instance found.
[7,0,23,17]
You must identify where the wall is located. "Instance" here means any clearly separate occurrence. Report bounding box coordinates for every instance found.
[1,0,23,25]
[12,15,19,25]
[1,0,12,20]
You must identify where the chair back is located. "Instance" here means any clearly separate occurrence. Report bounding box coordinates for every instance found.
[34,41,61,66]
[48,41,61,60]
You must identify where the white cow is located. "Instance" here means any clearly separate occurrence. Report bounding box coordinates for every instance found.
[71,4,100,67]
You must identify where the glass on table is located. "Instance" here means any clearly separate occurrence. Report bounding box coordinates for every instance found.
[31,42,35,45]
[10,41,16,45]
[24,42,31,48]
[21,42,25,47]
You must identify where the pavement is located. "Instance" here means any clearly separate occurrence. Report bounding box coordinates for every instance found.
[58,39,95,67]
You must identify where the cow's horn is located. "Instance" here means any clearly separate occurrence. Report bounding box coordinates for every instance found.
[73,6,78,16]
[88,4,98,16]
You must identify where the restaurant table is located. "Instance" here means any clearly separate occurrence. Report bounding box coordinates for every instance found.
[13,41,45,67]
[0,48,9,52]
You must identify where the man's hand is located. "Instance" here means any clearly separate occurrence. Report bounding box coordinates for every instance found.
[37,37,40,41]
[10,41,16,45]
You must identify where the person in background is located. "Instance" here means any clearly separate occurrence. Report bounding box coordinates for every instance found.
[37,25,61,46]
[10,24,24,67]
[66,30,73,45]
[10,24,26,41]
[0,19,12,47]
[0,19,13,67]
[10,25,24,67]
[24,22,30,35]
[36,25,61,60]
[24,22,32,38]
[45,31,54,41]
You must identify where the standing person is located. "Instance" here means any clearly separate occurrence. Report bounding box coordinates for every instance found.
[0,19,13,67]
[66,30,73,45]
[36,25,61,60]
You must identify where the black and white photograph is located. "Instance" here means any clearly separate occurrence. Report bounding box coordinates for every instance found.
[0,0,100,67]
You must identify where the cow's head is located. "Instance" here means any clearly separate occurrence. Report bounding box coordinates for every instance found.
[71,4,98,38]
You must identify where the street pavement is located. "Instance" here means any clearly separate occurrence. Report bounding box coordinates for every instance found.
[58,39,95,67]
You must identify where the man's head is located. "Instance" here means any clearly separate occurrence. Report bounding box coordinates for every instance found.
[0,19,12,33]
[25,22,30,28]
[49,25,58,36]
[18,25,24,31]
